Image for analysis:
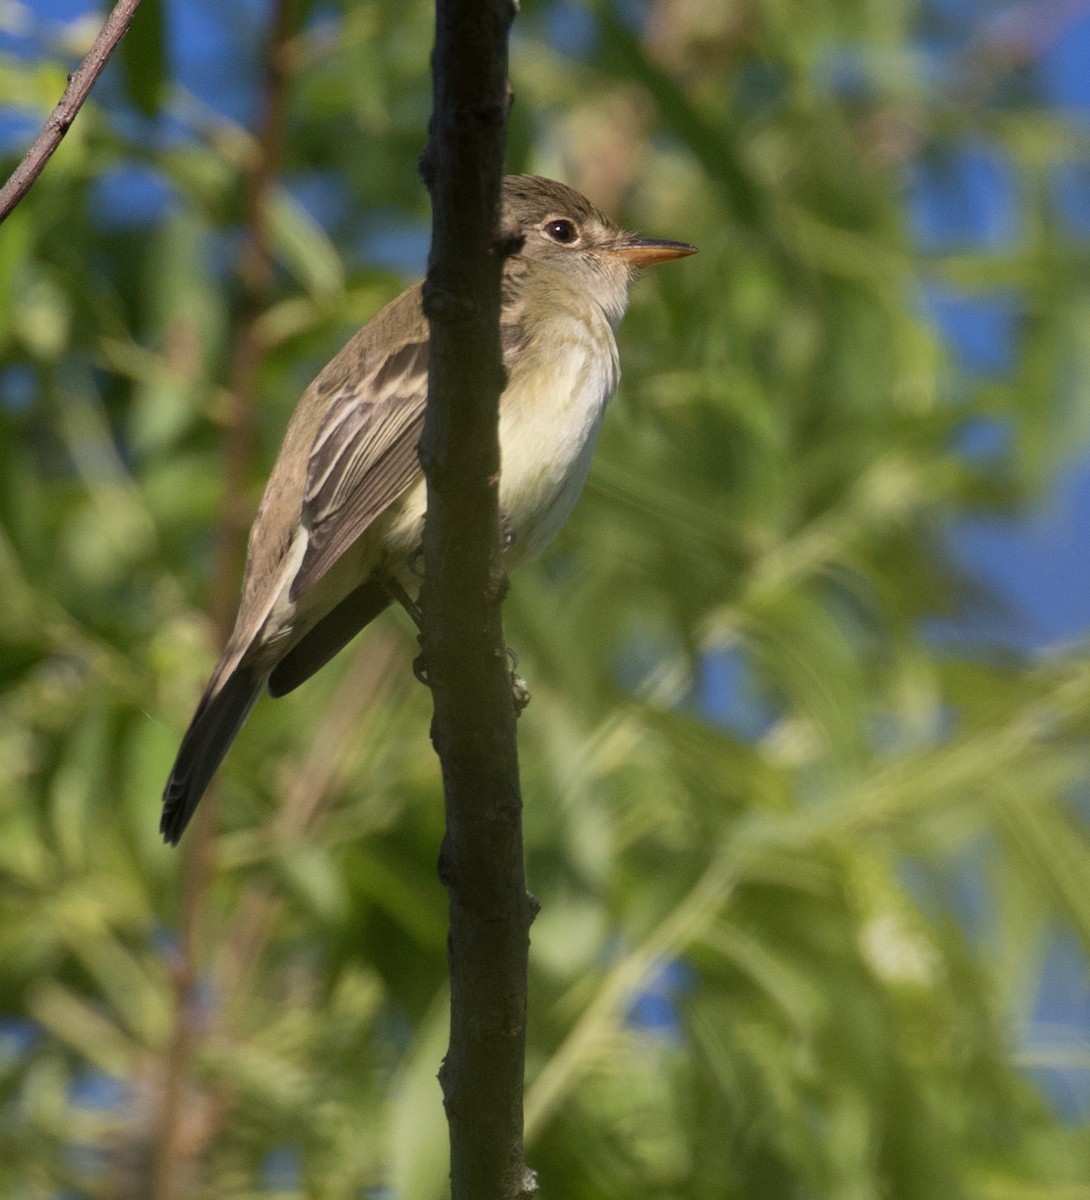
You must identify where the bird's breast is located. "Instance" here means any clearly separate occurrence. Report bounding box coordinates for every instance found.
[376,300,619,575]
[497,307,620,563]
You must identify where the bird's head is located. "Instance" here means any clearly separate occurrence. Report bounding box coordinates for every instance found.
[503,175,696,325]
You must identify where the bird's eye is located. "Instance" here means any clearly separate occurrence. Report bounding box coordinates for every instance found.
[543,218,578,244]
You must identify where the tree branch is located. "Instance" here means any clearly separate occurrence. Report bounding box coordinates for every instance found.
[418,1,533,1198]
[0,0,143,224]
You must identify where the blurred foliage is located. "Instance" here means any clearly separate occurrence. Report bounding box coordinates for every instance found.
[2,0,1090,1196]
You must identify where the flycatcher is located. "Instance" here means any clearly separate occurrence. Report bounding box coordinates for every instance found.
[161,175,695,843]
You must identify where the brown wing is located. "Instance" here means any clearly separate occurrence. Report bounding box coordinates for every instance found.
[291,336,429,599]
[290,257,534,600]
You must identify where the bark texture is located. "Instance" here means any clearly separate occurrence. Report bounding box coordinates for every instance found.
[419,1,535,1196]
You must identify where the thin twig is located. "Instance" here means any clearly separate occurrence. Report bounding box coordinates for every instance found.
[0,0,143,224]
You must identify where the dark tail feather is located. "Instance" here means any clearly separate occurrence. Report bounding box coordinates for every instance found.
[160,667,263,845]
[267,579,390,698]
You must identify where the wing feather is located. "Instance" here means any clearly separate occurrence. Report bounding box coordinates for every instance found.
[291,338,429,599]
[288,257,532,602]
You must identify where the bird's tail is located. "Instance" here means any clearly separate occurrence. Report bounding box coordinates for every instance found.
[160,666,263,845]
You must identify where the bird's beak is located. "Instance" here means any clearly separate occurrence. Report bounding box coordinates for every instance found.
[611,237,698,268]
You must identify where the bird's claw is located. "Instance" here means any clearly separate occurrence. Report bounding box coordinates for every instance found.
[511,672,531,713]
[382,574,423,630]
[505,645,530,713]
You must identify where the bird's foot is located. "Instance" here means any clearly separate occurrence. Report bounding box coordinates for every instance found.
[506,645,531,714]
[383,574,423,630]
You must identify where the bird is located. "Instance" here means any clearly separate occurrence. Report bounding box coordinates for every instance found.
[161,174,696,844]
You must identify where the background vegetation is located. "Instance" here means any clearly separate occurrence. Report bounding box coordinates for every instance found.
[2,0,1090,1195]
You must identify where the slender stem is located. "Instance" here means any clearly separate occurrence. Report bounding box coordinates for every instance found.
[419,1,532,1197]
[0,0,144,224]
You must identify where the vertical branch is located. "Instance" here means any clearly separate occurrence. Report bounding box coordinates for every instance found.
[419,2,533,1199]
[150,1,294,1194]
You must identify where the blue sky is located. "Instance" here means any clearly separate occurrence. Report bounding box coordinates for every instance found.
[922,7,1090,652]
